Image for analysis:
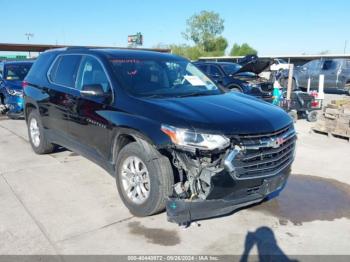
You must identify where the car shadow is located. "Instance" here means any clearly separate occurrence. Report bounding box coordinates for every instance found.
[240,226,298,262]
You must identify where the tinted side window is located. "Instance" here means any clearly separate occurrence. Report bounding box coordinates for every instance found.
[49,55,81,87]
[26,52,57,83]
[76,56,110,92]
[322,60,336,70]
[209,65,222,76]
[196,64,208,73]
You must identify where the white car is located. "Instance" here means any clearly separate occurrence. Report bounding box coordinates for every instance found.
[270,58,291,71]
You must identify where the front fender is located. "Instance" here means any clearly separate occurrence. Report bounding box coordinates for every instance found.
[97,110,172,148]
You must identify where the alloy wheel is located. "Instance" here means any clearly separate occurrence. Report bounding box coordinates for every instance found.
[29,118,41,147]
[121,156,151,205]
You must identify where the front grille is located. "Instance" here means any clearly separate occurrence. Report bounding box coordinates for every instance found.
[225,125,296,180]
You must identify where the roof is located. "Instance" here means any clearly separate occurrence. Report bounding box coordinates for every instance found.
[46,47,186,61]
[0,43,171,53]
[199,54,350,61]
[194,61,236,65]
[0,60,34,65]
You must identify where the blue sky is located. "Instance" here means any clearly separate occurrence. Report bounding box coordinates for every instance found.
[1,0,350,55]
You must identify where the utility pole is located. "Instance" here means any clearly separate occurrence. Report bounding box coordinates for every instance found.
[25,33,34,58]
[344,40,348,54]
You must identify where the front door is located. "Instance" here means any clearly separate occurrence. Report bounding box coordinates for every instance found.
[320,60,339,90]
[66,55,113,161]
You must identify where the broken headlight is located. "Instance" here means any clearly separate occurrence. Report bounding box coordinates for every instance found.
[161,124,230,151]
[6,87,23,97]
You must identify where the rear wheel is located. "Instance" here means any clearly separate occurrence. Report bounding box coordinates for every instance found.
[115,141,174,217]
[27,110,55,154]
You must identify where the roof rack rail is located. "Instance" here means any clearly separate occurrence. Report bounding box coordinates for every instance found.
[66,46,90,50]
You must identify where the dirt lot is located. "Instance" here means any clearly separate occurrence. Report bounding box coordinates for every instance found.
[0,95,350,258]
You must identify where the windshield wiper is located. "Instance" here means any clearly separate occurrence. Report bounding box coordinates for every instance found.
[142,94,167,98]
[175,92,213,98]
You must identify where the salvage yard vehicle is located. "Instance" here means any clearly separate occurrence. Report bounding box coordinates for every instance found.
[280,59,350,95]
[23,47,296,224]
[0,60,34,118]
[194,59,274,102]
[270,58,290,72]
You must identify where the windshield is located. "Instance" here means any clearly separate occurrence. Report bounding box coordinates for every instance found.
[221,63,242,75]
[110,58,221,98]
[4,63,32,81]
[276,59,287,64]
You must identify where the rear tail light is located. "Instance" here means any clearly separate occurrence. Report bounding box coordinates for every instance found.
[22,81,28,88]
[311,101,319,108]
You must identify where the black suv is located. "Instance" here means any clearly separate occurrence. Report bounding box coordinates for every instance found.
[194,60,273,102]
[24,47,296,224]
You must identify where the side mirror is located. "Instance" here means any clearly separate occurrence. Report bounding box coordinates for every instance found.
[80,84,106,97]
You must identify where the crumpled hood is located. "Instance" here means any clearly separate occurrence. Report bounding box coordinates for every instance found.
[135,93,292,135]
[235,59,272,75]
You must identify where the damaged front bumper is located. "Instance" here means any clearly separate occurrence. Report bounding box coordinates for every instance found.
[166,168,290,224]
[165,124,296,224]
[4,95,24,118]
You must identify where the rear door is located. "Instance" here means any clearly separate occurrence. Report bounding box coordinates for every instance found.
[44,54,82,137]
[66,55,113,161]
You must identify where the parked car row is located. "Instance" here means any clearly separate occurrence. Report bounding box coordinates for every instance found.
[22,47,296,224]
[0,60,34,118]
[194,56,274,102]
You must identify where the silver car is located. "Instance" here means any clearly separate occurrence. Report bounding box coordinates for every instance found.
[281,59,350,95]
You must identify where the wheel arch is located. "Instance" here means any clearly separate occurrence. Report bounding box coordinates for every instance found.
[111,127,161,165]
[227,84,243,92]
[24,103,38,122]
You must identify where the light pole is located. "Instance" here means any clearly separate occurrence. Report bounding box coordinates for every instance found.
[25,33,34,58]
[344,40,348,54]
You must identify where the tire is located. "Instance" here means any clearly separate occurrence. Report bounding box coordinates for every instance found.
[306,111,318,122]
[115,141,174,217]
[27,110,55,154]
[229,86,242,93]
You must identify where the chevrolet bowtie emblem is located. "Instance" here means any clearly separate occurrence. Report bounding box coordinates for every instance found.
[269,137,285,148]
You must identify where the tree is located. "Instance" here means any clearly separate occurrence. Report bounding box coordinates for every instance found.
[183,10,225,52]
[230,43,258,56]
[168,44,203,60]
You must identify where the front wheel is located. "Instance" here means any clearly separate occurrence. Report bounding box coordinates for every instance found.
[115,141,174,217]
[229,86,242,93]
[27,110,55,154]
